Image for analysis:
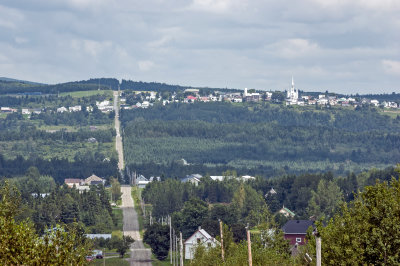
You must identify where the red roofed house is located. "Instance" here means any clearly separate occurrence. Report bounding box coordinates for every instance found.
[184,95,197,103]
[282,220,314,246]
[64,179,83,188]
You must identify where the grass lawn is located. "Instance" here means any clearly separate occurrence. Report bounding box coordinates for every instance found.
[89,253,130,266]
[112,207,123,232]
[131,186,146,237]
[60,90,113,98]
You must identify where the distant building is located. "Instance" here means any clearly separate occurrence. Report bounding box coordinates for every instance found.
[22,109,31,115]
[64,178,83,188]
[181,174,203,186]
[184,227,219,260]
[282,220,314,246]
[240,175,255,181]
[279,206,295,218]
[84,174,105,186]
[286,77,299,105]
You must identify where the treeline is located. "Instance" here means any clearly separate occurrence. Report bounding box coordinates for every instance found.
[121,102,400,176]
[0,153,119,184]
[30,108,114,126]
[0,79,115,95]
[121,102,400,132]
[143,167,400,224]
[0,125,115,143]
[6,169,115,234]
[120,79,239,93]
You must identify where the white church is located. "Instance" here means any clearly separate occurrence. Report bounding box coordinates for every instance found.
[286,77,299,105]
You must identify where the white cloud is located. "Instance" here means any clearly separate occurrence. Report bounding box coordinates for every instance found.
[71,39,113,57]
[138,60,154,71]
[266,39,320,59]
[15,37,28,44]
[0,4,24,29]
[382,60,400,75]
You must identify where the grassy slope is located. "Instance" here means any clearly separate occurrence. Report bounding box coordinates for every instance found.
[60,90,113,98]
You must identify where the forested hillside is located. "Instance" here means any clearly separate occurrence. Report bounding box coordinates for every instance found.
[122,102,400,177]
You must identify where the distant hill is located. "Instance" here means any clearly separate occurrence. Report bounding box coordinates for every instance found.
[0,77,45,85]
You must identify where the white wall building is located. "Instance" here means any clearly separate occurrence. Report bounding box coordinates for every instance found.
[184,228,219,260]
[287,77,298,101]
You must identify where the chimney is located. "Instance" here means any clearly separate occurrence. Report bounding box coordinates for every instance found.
[198,226,201,231]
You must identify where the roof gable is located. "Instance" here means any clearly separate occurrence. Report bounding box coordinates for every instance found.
[282,220,314,234]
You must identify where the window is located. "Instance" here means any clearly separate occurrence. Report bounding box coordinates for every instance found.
[207,242,211,247]
[197,238,201,244]
[296,238,302,243]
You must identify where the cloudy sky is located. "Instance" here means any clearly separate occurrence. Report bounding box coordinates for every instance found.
[0,0,399,93]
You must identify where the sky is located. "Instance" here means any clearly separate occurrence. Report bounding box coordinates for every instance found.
[0,0,399,94]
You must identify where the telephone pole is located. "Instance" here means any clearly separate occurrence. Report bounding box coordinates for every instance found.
[314,228,321,266]
[246,224,252,266]
[180,232,184,266]
[170,216,172,265]
[219,219,224,261]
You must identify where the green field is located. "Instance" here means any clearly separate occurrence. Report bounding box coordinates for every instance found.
[60,89,113,98]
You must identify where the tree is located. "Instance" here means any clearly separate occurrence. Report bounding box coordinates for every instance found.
[271,91,285,102]
[306,173,400,265]
[173,198,208,238]
[143,223,170,260]
[0,181,90,265]
[111,177,122,202]
[307,179,343,220]
[115,236,135,258]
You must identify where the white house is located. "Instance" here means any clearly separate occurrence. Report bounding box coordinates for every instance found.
[69,105,82,112]
[240,175,255,181]
[184,227,219,260]
[22,109,31,115]
[57,106,68,113]
[181,174,203,186]
[370,99,379,107]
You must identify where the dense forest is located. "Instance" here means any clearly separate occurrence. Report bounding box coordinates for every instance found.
[140,166,400,264]
[122,102,400,177]
[5,167,116,233]
[0,153,119,183]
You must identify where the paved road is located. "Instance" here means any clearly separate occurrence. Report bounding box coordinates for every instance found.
[121,186,152,266]
[113,91,124,170]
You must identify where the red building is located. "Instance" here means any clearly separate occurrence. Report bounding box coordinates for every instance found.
[282,220,314,245]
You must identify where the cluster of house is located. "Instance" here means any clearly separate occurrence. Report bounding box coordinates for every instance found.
[132,174,161,188]
[0,99,114,116]
[64,174,106,192]
[181,174,255,186]
[117,79,399,110]
[184,219,314,259]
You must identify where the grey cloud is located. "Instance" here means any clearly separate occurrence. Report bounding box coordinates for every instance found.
[0,0,399,93]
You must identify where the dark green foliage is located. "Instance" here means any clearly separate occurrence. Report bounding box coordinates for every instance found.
[172,198,209,239]
[143,223,170,260]
[306,171,400,265]
[122,102,400,178]
[7,179,116,234]
[0,153,118,184]
[115,236,135,258]
[0,78,118,94]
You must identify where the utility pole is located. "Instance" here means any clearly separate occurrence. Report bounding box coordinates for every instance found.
[176,232,179,266]
[173,229,176,266]
[219,219,224,261]
[103,248,105,266]
[246,224,252,266]
[170,216,172,265]
[180,232,184,266]
[314,228,321,266]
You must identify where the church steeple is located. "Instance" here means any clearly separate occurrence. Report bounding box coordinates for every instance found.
[291,76,294,88]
